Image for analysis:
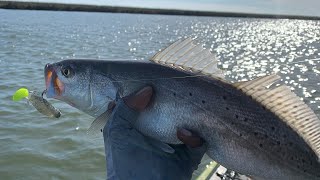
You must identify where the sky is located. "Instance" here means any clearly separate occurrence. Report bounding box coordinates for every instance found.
[14,0,320,17]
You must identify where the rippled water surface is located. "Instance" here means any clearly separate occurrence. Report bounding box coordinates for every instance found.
[0,9,320,179]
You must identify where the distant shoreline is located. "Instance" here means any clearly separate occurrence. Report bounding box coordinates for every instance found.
[1,1,320,20]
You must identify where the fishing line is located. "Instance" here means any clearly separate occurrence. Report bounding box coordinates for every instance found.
[46,58,320,85]
[109,74,209,83]
[286,58,320,65]
[107,58,320,83]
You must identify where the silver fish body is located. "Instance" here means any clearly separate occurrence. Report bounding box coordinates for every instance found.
[28,91,61,118]
[44,59,320,179]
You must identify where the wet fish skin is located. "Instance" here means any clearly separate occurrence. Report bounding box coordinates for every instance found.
[44,59,320,180]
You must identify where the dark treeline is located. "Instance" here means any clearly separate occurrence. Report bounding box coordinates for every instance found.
[1,1,320,20]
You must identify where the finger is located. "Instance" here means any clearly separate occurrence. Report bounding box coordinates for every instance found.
[177,128,204,148]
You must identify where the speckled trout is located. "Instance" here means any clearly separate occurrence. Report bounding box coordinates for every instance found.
[44,38,320,179]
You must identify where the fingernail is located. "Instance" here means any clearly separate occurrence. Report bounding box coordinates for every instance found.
[179,128,192,136]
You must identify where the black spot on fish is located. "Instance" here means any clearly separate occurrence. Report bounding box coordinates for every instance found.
[189,92,192,96]
[259,143,263,148]
[277,141,281,145]
[173,93,176,97]
[222,96,227,100]
[100,129,103,132]
[303,169,307,173]
[226,107,229,110]
[244,118,248,122]
[271,126,275,131]
[202,100,206,104]
[235,115,239,119]
[254,132,258,136]
[239,133,242,137]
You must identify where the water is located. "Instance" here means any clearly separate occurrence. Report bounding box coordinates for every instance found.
[0,9,320,179]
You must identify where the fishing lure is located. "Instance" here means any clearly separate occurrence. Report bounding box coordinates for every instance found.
[13,88,61,118]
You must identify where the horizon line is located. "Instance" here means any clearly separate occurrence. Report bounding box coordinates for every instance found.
[1,1,320,20]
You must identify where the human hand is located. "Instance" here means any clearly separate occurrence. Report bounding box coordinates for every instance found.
[108,86,204,148]
[103,86,206,180]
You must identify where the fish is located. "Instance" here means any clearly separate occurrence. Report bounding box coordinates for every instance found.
[28,90,61,118]
[44,38,320,179]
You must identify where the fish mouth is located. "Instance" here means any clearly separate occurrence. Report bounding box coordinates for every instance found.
[44,63,64,98]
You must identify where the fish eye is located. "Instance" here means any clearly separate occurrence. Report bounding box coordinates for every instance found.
[61,66,73,78]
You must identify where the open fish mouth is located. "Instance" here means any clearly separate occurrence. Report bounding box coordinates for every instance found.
[44,63,64,98]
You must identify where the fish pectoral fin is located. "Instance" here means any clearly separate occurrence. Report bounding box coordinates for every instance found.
[146,138,175,154]
[87,108,112,137]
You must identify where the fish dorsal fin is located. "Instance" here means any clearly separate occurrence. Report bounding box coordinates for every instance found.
[234,74,320,159]
[150,38,224,79]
